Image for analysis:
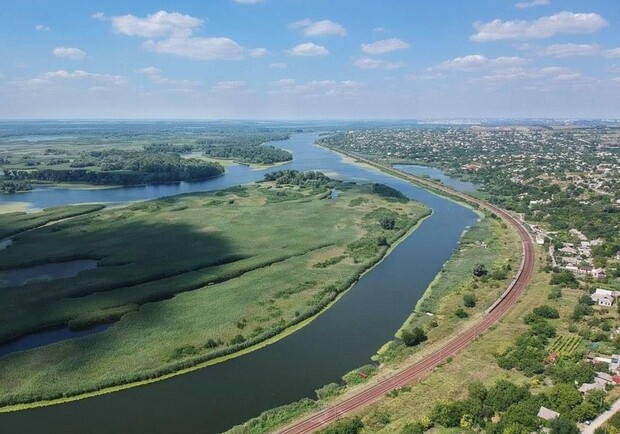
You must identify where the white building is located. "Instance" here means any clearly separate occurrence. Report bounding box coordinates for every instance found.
[591,289,616,307]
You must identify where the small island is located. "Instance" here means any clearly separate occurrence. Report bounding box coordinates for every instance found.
[0,170,430,409]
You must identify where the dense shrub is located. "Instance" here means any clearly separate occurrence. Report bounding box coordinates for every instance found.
[401,327,428,347]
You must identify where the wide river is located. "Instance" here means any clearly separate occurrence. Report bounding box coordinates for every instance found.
[0,133,477,434]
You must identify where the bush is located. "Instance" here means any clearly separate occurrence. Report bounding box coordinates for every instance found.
[230,334,246,345]
[379,216,396,230]
[532,305,560,319]
[401,327,428,347]
[473,263,488,277]
[431,401,464,428]
[320,417,364,434]
[316,383,342,400]
[455,308,469,318]
[550,271,578,288]
[464,294,477,308]
[400,422,425,434]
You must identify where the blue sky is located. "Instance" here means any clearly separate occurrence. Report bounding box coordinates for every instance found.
[1,0,619,119]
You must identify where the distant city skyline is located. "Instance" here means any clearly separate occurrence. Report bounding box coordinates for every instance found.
[1,0,619,119]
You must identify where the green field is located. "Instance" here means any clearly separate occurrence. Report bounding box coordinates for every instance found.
[0,175,429,408]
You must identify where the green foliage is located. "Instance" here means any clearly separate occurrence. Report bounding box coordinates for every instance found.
[379,216,396,230]
[485,379,529,412]
[547,359,594,384]
[315,383,342,401]
[264,170,333,188]
[401,327,428,347]
[532,305,560,319]
[430,401,464,427]
[463,293,477,308]
[473,263,488,277]
[549,415,580,434]
[550,271,578,288]
[203,144,292,165]
[229,398,318,434]
[371,183,408,202]
[547,383,582,414]
[320,417,364,434]
[313,256,346,269]
[0,204,104,239]
[342,364,377,386]
[549,287,563,300]
[400,422,425,434]
[455,308,470,318]
[7,149,225,186]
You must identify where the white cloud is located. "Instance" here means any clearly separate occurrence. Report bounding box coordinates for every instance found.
[212,80,247,91]
[35,24,49,31]
[288,43,329,57]
[92,12,107,21]
[109,11,245,61]
[361,38,410,54]
[437,55,527,71]
[514,0,550,9]
[289,19,346,37]
[373,27,387,33]
[249,47,268,57]
[269,63,288,69]
[479,65,585,82]
[471,11,608,41]
[52,47,86,60]
[271,79,363,97]
[28,70,126,86]
[354,57,404,70]
[554,72,582,80]
[144,37,244,61]
[135,66,162,75]
[535,43,620,58]
[111,11,202,38]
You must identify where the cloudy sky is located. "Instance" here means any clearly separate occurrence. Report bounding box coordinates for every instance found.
[1,0,619,119]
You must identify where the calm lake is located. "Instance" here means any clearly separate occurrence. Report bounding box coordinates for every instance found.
[0,132,477,434]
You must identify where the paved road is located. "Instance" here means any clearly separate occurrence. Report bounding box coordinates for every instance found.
[582,398,620,434]
[277,156,537,434]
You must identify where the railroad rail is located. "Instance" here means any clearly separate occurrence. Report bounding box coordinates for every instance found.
[277,153,536,434]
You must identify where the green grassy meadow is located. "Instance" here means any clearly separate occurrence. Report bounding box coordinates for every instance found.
[0,180,429,408]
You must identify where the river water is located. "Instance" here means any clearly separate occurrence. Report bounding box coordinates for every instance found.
[0,133,477,434]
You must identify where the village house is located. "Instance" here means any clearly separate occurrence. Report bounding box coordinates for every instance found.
[591,289,616,307]
[537,406,560,421]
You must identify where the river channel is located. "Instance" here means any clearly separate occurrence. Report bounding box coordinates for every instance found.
[0,132,478,434]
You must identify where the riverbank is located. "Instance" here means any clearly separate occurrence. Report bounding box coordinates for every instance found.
[225,143,528,434]
[0,177,430,412]
[227,210,521,434]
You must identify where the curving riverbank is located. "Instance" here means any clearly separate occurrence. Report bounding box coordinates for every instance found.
[0,132,478,434]
[274,147,535,434]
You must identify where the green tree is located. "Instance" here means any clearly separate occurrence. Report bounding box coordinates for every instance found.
[464,294,477,308]
[379,216,396,230]
[401,327,428,347]
[473,263,488,277]
[485,380,529,412]
[532,305,560,319]
[548,383,582,414]
[549,415,580,434]
[430,401,463,428]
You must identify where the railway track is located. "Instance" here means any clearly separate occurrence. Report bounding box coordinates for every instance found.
[278,157,536,434]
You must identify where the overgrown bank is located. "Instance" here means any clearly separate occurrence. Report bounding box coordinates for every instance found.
[0,171,430,410]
